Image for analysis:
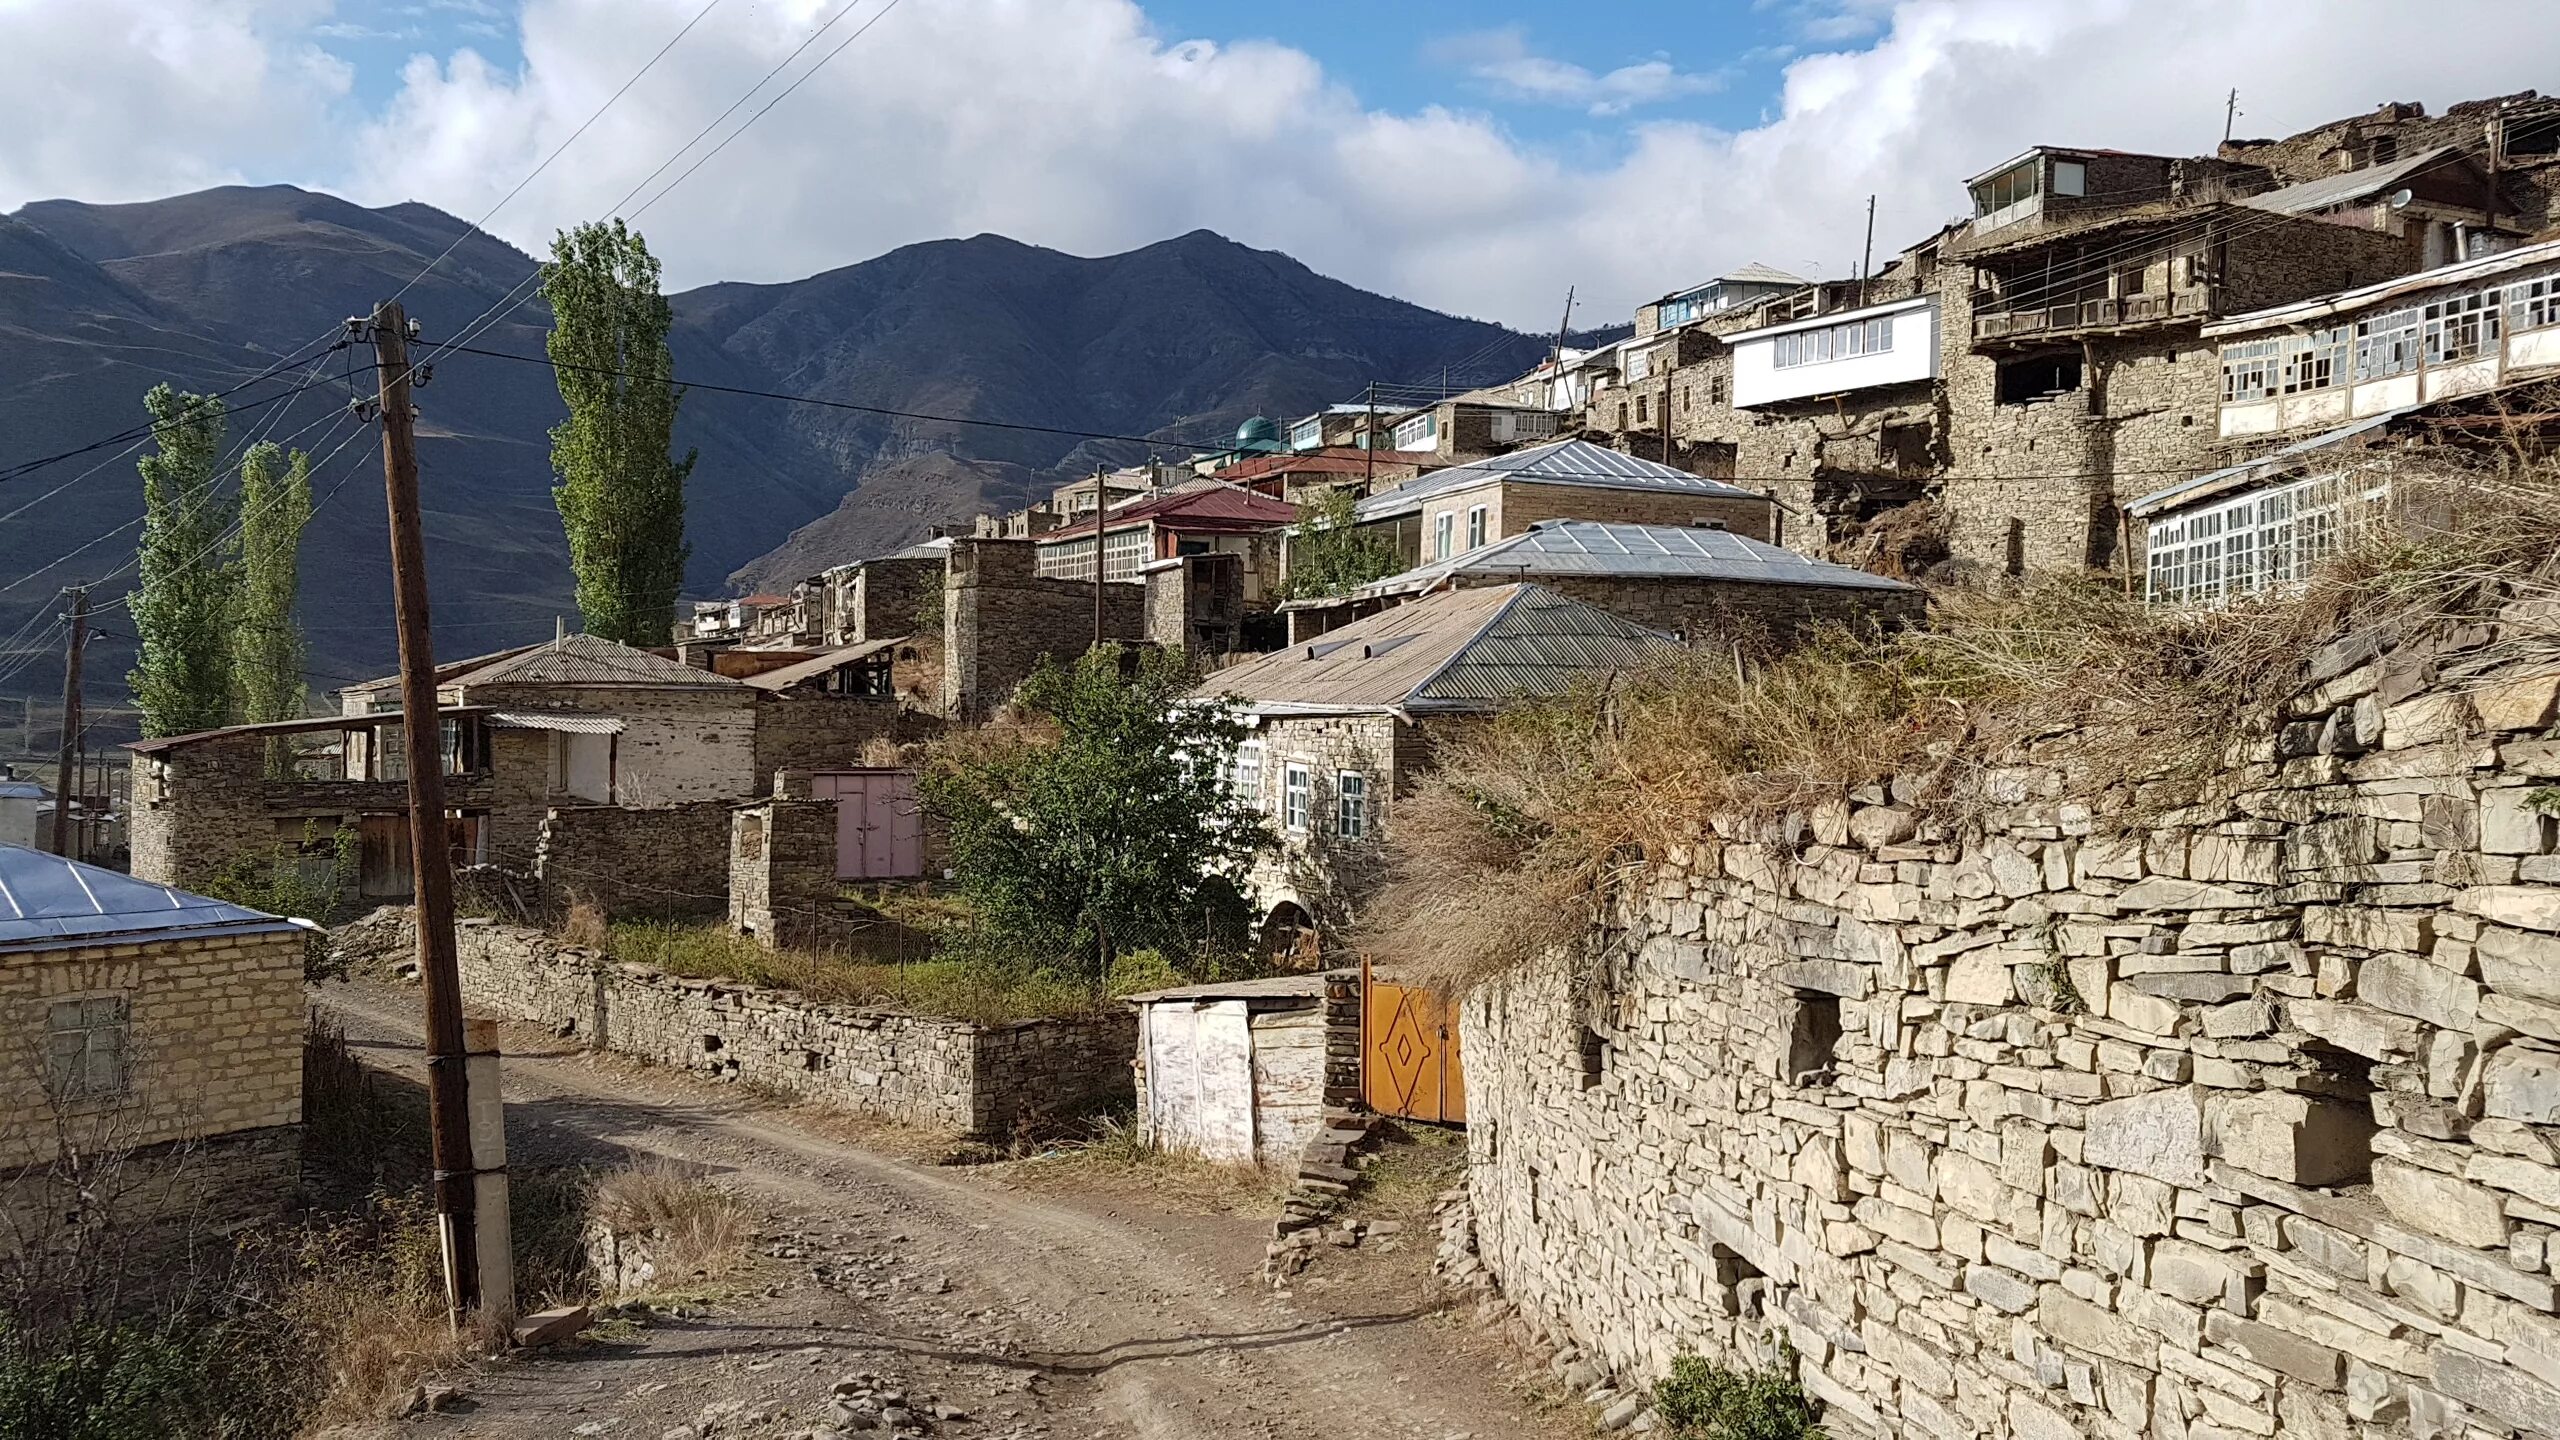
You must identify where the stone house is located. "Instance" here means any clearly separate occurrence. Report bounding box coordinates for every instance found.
[1455,629,2560,1440]
[817,539,949,649]
[1214,447,1439,505]
[2130,234,2560,607]
[1366,399,1566,463]
[0,845,304,1246]
[1197,582,1677,942]
[1283,519,1923,646]
[1633,263,1813,339]
[941,536,1147,720]
[1339,438,1776,574]
[1034,482,1297,605]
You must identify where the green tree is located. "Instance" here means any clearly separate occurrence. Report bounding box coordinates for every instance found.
[1281,486,1401,598]
[918,645,1270,983]
[542,219,694,647]
[127,385,237,738]
[231,441,312,758]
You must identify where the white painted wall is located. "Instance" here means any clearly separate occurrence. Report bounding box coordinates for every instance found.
[1731,297,1940,408]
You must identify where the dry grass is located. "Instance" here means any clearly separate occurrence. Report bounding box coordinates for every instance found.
[592,1161,755,1291]
[601,918,1115,1023]
[1366,454,2560,995]
[1000,1114,1289,1215]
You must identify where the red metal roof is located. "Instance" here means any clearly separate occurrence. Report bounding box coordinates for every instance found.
[1037,484,1295,541]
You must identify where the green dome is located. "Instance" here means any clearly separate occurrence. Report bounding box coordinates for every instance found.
[1235,415,1281,448]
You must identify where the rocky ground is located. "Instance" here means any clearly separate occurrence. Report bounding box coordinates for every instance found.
[315,981,1588,1440]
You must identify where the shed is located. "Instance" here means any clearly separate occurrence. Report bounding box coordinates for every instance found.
[1126,974,1329,1168]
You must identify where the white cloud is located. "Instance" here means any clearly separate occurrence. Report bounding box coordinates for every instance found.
[1434,26,1728,116]
[4,0,2560,337]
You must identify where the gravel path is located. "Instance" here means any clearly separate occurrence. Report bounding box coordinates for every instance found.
[315,981,1573,1440]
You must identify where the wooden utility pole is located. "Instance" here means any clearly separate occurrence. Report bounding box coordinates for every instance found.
[1363,382,1378,492]
[370,301,493,1325]
[2224,88,2241,144]
[49,587,85,857]
[1090,465,1107,648]
[1859,195,1877,308]
[1661,371,1674,466]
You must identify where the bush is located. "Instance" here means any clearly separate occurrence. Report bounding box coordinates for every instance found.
[190,824,357,981]
[0,1323,223,1440]
[1653,1352,1824,1440]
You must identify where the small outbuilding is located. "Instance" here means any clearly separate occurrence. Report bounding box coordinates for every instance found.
[1127,974,1332,1169]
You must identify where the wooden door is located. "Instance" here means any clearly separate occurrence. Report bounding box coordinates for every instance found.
[1361,961,1465,1124]
[357,814,412,899]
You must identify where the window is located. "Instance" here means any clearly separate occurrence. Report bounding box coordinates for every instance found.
[1282,763,1311,832]
[1995,353,2082,404]
[2508,274,2560,334]
[2220,330,2345,404]
[1336,771,1368,839]
[1392,412,1438,450]
[1709,373,1729,405]
[1233,743,1263,805]
[2052,159,2087,197]
[1971,157,2043,217]
[1433,512,1455,560]
[46,996,129,1102]
[2424,289,2501,365]
[1635,393,1649,424]
[1287,417,1323,450]
[2146,467,2389,607]
[1770,315,1894,369]
[1465,504,1488,550]
[2354,305,2421,381]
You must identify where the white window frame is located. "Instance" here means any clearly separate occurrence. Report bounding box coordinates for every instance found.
[1282,763,1312,833]
[1336,771,1368,840]
[46,995,130,1103]
[1392,413,1438,450]
[1233,742,1263,806]
[2145,466,2388,607]
[1433,512,1456,561]
[1770,314,1895,371]
[1465,504,1488,550]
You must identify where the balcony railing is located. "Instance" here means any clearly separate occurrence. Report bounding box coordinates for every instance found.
[1972,287,2215,342]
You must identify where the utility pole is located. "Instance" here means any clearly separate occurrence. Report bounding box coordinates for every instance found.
[2224,88,2241,145]
[1546,287,1577,408]
[1859,195,1877,308]
[1661,371,1674,466]
[1089,465,1107,648]
[1364,381,1378,493]
[370,301,505,1327]
[49,587,85,858]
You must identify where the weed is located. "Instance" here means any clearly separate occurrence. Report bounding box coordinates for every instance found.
[601,919,1144,1023]
[1653,1350,1825,1440]
[591,1161,755,1291]
[1005,1113,1287,1214]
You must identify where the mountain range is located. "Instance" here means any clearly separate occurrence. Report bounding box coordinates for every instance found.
[0,184,1565,735]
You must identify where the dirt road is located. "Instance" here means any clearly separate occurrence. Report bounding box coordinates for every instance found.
[317,982,1575,1440]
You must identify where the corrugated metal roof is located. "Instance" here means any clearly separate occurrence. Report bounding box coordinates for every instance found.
[487,711,627,735]
[1197,583,1674,714]
[0,781,47,800]
[1355,439,1764,521]
[2125,406,2419,517]
[0,845,298,951]
[1719,261,1811,287]
[741,635,909,692]
[126,706,501,755]
[1042,483,1296,536]
[1337,521,1919,600]
[2243,145,2466,217]
[453,631,745,689]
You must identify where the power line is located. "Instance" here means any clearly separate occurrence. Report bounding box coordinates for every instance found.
[0,336,348,486]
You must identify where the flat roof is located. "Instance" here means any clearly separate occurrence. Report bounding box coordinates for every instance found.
[1723,293,1935,344]
[127,706,501,755]
[1122,973,1328,1004]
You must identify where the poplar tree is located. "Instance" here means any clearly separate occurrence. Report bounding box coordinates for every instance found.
[233,440,312,755]
[542,219,694,647]
[128,385,237,738]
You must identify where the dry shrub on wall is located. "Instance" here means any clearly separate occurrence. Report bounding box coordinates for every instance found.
[1367,451,2560,997]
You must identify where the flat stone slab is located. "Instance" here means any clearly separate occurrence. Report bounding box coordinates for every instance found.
[511,1303,591,1348]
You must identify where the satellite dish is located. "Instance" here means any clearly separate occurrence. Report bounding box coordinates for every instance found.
[2388,188,2416,209]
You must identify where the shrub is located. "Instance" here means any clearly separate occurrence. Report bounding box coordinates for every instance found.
[1653,1352,1824,1440]
[190,824,357,980]
[0,1323,220,1440]
[592,1161,753,1289]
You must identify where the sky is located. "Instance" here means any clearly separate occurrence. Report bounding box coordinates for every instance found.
[4,0,2559,330]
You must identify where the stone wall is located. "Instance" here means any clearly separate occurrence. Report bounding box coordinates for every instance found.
[0,1125,301,1271]
[533,800,734,919]
[941,538,1147,719]
[1237,711,1409,931]
[344,912,1132,1137]
[751,694,912,780]
[842,555,945,646]
[461,683,759,806]
[1464,631,2560,1440]
[729,789,842,950]
[0,929,304,1171]
[1418,479,1775,554]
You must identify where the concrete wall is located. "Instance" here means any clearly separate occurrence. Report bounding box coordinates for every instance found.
[941,538,1147,719]
[1462,630,2560,1440]
[343,912,1133,1137]
[0,929,303,1171]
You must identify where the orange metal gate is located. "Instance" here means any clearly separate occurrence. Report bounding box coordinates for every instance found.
[1361,960,1466,1124]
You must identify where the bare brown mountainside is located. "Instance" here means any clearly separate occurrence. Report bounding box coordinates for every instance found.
[0,185,1557,724]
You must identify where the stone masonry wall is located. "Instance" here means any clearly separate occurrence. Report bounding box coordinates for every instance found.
[460,683,759,805]
[729,792,842,950]
[941,538,1147,719]
[533,800,734,919]
[751,694,912,781]
[1465,630,2560,1440]
[343,912,1132,1137]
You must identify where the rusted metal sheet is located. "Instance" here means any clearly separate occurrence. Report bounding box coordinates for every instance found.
[1361,959,1465,1124]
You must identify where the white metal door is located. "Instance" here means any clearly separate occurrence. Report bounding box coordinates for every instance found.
[1142,1001,1256,1164]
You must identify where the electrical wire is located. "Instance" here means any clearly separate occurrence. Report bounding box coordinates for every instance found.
[0,334,348,486]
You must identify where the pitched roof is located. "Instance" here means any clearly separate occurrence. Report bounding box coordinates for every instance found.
[442,631,744,690]
[1198,583,1674,715]
[1317,520,1919,604]
[1718,261,1811,287]
[741,635,909,692]
[1087,484,1296,533]
[0,845,300,951]
[1354,438,1764,521]
[2244,145,2467,217]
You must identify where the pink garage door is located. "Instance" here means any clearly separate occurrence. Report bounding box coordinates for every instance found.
[810,769,925,880]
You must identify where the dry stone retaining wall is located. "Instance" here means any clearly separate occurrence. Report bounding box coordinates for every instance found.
[342,912,1131,1137]
[1464,628,2560,1440]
